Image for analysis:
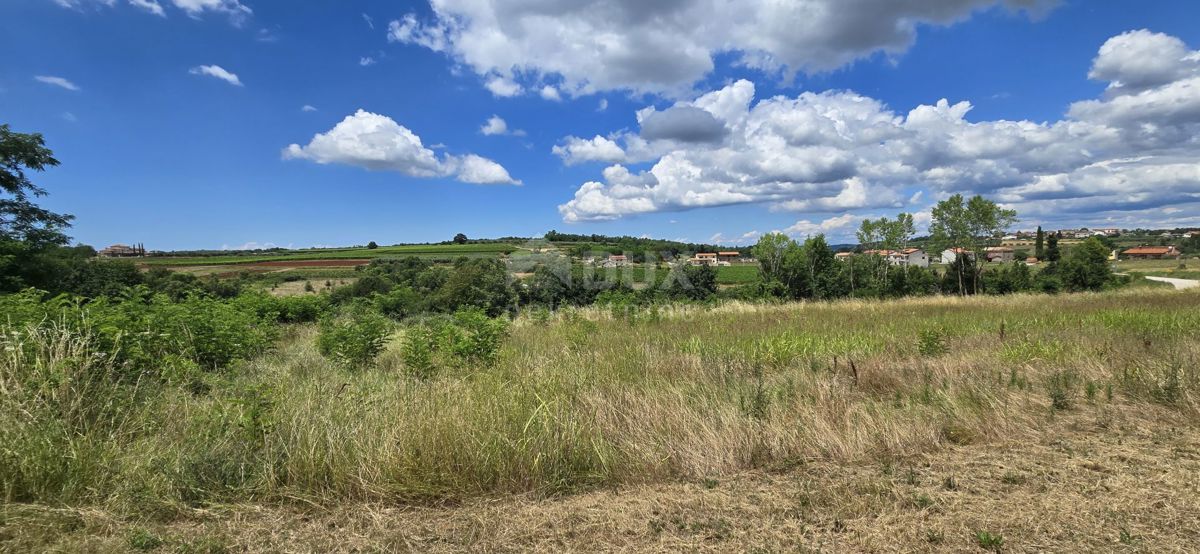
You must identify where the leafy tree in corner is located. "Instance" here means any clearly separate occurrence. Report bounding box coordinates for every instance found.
[453,233,468,244]
[1,124,75,291]
[929,194,1017,295]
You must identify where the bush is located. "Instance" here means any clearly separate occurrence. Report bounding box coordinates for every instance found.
[0,288,277,375]
[918,329,947,357]
[439,309,509,367]
[400,324,438,378]
[316,312,393,368]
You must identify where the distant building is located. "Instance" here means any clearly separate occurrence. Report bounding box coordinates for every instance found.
[984,246,1014,263]
[717,251,742,263]
[602,254,628,267]
[688,252,720,266]
[863,248,929,268]
[98,243,145,258]
[834,252,853,261]
[1122,246,1179,260]
[940,247,975,265]
[897,248,930,268]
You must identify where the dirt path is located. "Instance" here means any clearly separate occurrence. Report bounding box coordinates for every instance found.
[1143,275,1200,290]
[6,405,1198,553]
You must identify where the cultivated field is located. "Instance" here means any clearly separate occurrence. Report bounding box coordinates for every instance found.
[140,243,519,267]
[3,288,1199,551]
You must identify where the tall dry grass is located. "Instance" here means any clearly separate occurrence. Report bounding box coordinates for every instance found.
[2,289,1198,516]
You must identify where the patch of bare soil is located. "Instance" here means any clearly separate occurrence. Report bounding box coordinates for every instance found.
[5,404,1198,553]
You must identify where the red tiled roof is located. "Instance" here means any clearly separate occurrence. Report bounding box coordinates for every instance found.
[1123,247,1173,255]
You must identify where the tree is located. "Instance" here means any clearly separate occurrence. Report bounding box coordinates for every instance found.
[1060,237,1113,292]
[1,124,73,246]
[452,233,468,244]
[1035,226,1044,260]
[1046,233,1061,263]
[929,194,1017,295]
[367,241,378,249]
[752,232,792,285]
[1,125,75,292]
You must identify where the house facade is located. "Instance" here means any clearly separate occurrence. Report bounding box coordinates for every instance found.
[984,246,1014,263]
[940,248,975,265]
[1121,246,1179,260]
[98,244,145,258]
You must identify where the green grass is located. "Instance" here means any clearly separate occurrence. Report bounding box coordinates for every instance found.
[716,264,761,285]
[141,243,519,266]
[3,288,1199,520]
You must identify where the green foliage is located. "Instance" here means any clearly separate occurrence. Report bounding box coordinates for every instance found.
[975,530,1005,551]
[1060,237,1114,292]
[128,528,164,550]
[367,241,378,249]
[929,194,1017,295]
[317,311,393,368]
[400,324,438,378]
[0,288,276,374]
[1047,370,1078,410]
[918,329,948,357]
[440,309,510,367]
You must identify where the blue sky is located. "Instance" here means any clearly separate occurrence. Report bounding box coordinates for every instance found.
[3,0,1200,250]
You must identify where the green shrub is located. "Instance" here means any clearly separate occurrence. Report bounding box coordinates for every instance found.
[1047,370,1078,410]
[400,324,438,378]
[317,312,393,368]
[440,309,509,367]
[918,329,947,357]
[975,530,1004,551]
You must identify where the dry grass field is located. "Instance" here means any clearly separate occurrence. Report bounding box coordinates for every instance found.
[3,289,1199,552]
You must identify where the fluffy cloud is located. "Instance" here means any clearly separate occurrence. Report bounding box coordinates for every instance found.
[559,30,1200,224]
[283,109,519,185]
[34,75,80,91]
[301,104,318,112]
[479,115,525,137]
[552,136,627,166]
[639,106,729,143]
[387,0,1052,97]
[189,65,242,86]
[1089,30,1200,94]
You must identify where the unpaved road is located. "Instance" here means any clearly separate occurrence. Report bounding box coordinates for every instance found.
[1144,275,1200,290]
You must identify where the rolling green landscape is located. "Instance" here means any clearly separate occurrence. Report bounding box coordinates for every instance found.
[139,242,520,266]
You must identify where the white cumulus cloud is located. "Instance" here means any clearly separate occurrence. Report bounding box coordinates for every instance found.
[386,0,1054,98]
[558,30,1200,225]
[283,109,519,185]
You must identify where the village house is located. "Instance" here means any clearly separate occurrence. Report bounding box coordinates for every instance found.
[1121,246,1179,260]
[688,252,721,266]
[834,252,853,261]
[940,247,975,265]
[602,254,628,267]
[984,246,1014,263]
[98,243,145,258]
[896,248,930,268]
[862,248,929,268]
[717,251,742,263]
